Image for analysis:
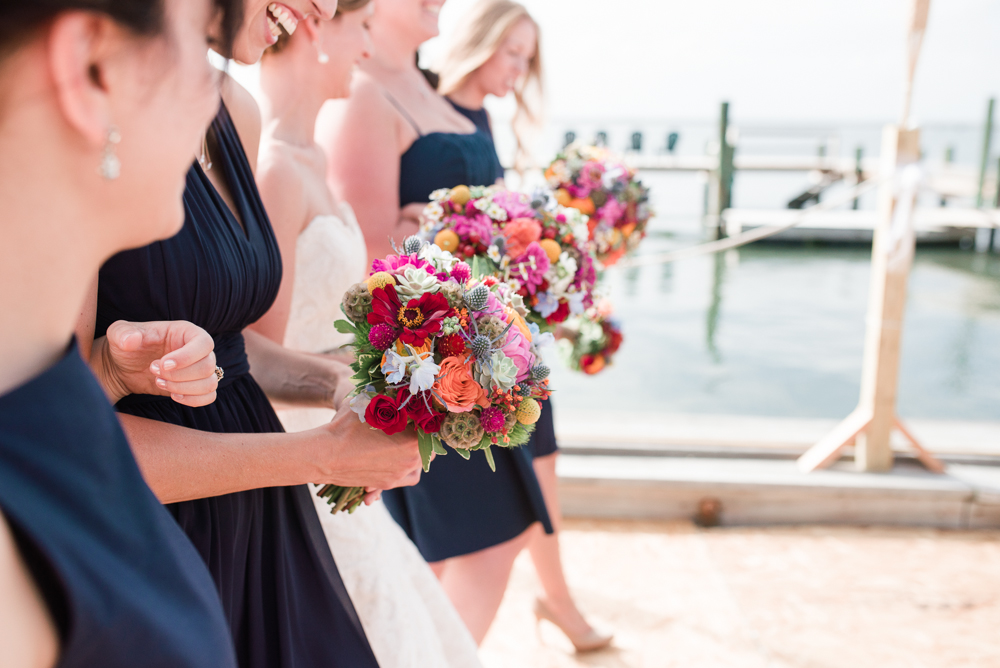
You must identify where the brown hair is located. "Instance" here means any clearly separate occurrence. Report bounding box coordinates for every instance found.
[437,0,543,172]
[268,0,373,55]
[0,0,242,58]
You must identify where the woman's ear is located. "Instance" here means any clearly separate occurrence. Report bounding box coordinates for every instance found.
[47,12,119,148]
[301,15,323,45]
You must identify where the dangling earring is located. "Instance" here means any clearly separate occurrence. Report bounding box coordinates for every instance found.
[99,125,122,180]
[199,134,212,171]
[316,41,329,64]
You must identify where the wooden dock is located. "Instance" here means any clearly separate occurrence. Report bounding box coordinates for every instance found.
[552,412,1000,529]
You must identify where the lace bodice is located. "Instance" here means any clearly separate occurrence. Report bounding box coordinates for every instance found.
[283,205,367,353]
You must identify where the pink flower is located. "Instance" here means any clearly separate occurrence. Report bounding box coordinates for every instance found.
[579,161,606,190]
[491,191,536,220]
[450,213,495,245]
[501,218,542,258]
[371,254,433,276]
[598,198,626,225]
[509,242,550,295]
[500,326,536,382]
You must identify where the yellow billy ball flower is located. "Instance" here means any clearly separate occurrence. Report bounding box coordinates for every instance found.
[434,229,460,253]
[450,185,471,206]
[538,238,562,263]
[515,397,541,425]
[366,272,396,293]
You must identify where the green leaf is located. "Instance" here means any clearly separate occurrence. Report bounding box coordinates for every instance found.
[417,431,434,472]
[431,435,447,456]
[454,447,471,460]
[482,445,496,472]
[334,319,358,336]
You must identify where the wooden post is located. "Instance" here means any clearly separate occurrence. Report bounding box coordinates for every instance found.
[799,0,943,475]
[710,102,734,236]
[853,147,864,210]
[940,145,953,207]
[976,98,995,208]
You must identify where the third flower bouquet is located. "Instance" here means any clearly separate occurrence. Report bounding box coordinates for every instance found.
[545,143,652,267]
[558,301,624,375]
[320,238,552,513]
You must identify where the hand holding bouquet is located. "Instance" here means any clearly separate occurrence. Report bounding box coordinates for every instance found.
[319,238,551,513]
[545,144,652,267]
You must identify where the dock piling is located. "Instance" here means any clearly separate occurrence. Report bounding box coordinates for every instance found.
[853,147,864,210]
[709,102,734,235]
[975,98,994,208]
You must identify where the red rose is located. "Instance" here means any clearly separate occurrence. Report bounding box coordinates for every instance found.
[365,394,409,435]
[397,389,446,434]
[545,300,570,325]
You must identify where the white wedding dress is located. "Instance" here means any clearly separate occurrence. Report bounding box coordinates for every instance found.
[278,205,482,668]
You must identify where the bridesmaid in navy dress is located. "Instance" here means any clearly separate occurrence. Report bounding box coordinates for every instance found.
[83,3,424,667]
[316,0,552,645]
[437,0,613,652]
[0,0,242,665]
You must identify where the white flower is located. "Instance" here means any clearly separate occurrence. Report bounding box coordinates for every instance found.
[473,198,491,212]
[429,188,451,202]
[409,354,440,395]
[486,203,508,222]
[381,350,409,384]
[394,266,440,301]
[423,201,444,222]
[349,389,374,423]
[419,243,458,273]
[487,244,502,263]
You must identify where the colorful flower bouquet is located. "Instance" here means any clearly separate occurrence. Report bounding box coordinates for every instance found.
[558,302,624,375]
[545,143,652,267]
[420,184,599,332]
[317,238,552,513]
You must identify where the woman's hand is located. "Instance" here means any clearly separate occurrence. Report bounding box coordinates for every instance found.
[92,320,218,407]
[315,407,423,491]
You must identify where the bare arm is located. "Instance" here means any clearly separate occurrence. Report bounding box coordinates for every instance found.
[316,76,418,266]
[249,149,308,345]
[0,512,58,668]
[243,328,354,410]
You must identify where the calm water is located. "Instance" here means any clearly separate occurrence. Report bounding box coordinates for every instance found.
[548,170,1000,422]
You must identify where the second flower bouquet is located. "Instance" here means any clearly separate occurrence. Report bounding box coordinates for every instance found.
[318,238,552,513]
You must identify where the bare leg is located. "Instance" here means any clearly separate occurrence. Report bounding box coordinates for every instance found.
[432,528,533,645]
[528,453,601,639]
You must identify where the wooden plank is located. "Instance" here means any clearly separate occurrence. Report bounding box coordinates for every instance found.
[797,407,872,472]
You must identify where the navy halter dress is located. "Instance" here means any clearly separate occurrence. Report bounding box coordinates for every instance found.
[96,104,378,668]
[448,100,560,459]
[379,93,553,563]
[0,341,237,668]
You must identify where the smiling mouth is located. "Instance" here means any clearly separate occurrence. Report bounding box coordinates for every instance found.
[266,3,299,37]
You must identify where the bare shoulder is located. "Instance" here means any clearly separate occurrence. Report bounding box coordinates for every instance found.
[0,511,58,668]
[345,71,396,122]
[256,144,308,235]
[220,74,263,172]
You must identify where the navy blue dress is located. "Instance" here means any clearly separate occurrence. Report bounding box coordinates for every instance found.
[96,104,378,668]
[380,93,553,563]
[0,341,237,668]
[449,100,560,459]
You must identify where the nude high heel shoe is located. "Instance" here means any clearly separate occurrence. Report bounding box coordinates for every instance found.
[533,598,613,653]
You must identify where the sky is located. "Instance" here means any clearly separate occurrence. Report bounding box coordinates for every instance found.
[421,0,1000,124]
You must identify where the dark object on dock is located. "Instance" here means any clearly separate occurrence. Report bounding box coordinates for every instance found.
[695,497,722,527]
[631,131,642,152]
[563,131,576,148]
[595,130,608,147]
[667,131,679,153]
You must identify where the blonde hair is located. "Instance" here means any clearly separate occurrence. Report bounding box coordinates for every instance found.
[437,0,543,172]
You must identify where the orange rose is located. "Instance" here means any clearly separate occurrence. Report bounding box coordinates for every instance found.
[569,197,596,216]
[555,188,572,207]
[502,218,542,258]
[504,307,532,341]
[434,356,490,413]
[582,354,606,375]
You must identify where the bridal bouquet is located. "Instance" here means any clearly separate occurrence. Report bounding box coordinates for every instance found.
[545,144,652,267]
[420,184,599,331]
[318,239,551,513]
[558,302,623,375]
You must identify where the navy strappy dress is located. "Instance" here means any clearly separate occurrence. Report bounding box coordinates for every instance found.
[449,100,560,459]
[380,94,553,563]
[0,341,237,668]
[96,104,378,668]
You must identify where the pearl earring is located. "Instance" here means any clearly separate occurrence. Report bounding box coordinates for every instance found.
[316,43,329,64]
[100,125,122,180]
